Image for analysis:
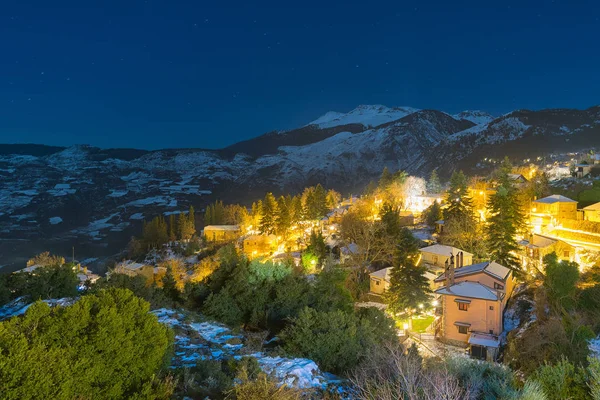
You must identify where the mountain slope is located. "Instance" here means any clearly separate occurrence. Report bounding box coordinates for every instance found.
[0,104,598,271]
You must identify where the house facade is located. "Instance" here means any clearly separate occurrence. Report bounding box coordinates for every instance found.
[434,260,515,361]
[531,195,578,232]
[203,225,242,242]
[518,234,576,271]
[243,234,277,258]
[419,244,474,271]
[583,202,600,222]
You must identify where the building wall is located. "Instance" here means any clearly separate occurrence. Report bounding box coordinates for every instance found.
[243,235,276,258]
[421,251,473,268]
[441,294,503,344]
[204,227,241,242]
[585,210,600,223]
[370,277,388,294]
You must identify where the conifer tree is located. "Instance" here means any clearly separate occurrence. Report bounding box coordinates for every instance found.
[259,192,278,234]
[275,196,292,238]
[290,195,304,225]
[486,159,525,273]
[427,169,442,194]
[379,167,394,189]
[380,202,402,238]
[204,204,213,226]
[423,200,442,227]
[444,170,474,222]
[302,187,317,220]
[314,184,328,219]
[142,216,168,249]
[168,214,176,242]
[188,206,195,232]
[326,189,341,210]
[385,228,432,320]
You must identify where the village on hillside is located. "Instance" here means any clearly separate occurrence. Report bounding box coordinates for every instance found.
[5,151,600,398]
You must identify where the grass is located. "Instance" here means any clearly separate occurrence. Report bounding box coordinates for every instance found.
[395,315,434,333]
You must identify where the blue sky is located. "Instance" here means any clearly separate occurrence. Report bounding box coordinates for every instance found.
[0,0,598,149]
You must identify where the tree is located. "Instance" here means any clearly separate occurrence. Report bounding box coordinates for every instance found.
[385,228,432,320]
[441,216,487,260]
[380,202,402,238]
[543,253,579,308]
[188,206,196,233]
[290,195,304,225]
[444,171,474,222]
[326,189,342,210]
[423,200,442,227]
[306,230,328,264]
[275,196,292,239]
[530,358,588,400]
[178,211,195,241]
[0,288,173,400]
[379,167,394,189]
[281,307,395,374]
[427,169,442,194]
[142,216,168,249]
[168,214,176,242]
[259,193,278,234]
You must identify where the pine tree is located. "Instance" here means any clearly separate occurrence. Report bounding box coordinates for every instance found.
[427,169,442,194]
[486,186,525,273]
[142,216,168,249]
[444,171,474,222]
[204,204,213,226]
[423,200,442,227]
[379,167,394,189]
[259,193,278,234]
[380,202,401,238]
[385,228,432,318]
[188,206,195,232]
[326,189,341,210]
[290,195,304,224]
[314,184,328,219]
[275,196,292,238]
[168,214,176,242]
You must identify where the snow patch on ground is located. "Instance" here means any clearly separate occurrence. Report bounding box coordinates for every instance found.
[49,216,63,225]
[107,190,129,198]
[129,213,145,220]
[308,105,419,129]
[0,297,76,321]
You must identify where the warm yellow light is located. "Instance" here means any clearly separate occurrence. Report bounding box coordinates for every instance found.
[432,300,439,306]
[418,303,424,309]
[403,323,409,330]
[479,191,484,195]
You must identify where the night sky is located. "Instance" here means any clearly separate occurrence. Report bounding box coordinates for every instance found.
[1,0,599,150]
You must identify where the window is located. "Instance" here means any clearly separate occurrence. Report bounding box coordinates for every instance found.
[489,330,494,334]
[458,325,468,334]
[494,282,504,290]
[489,306,494,310]
[563,250,570,258]
[375,280,380,286]
[433,255,438,264]
[458,302,469,311]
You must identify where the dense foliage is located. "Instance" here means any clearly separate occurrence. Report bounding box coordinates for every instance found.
[0,288,173,400]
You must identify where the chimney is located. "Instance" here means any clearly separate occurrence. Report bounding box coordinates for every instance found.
[459,251,463,269]
[445,254,455,287]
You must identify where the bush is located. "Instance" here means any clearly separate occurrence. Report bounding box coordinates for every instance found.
[0,288,173,399]
[203,287,244,326]
[281,307,395,374]
[530,358,588,400]
[0,264,79,307]
[93,273,171,309]
[225,366,301,400]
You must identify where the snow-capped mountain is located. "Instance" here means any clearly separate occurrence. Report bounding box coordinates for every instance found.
[308,105,420,129]
[453,110,495,125]
[0,105,599,271]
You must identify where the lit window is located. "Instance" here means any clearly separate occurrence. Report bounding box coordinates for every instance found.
[458,326,468,334]
[458,302,469,311]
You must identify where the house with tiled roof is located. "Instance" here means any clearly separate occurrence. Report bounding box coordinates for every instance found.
[433,258,516,361]
[531,194,578,230]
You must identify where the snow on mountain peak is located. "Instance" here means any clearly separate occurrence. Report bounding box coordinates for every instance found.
[308,104,419,129]
[453,110,495,125]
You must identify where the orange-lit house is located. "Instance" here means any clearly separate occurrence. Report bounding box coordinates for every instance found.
[531,195,578,232]
[434,260,515,361]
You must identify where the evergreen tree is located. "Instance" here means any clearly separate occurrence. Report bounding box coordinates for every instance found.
[204,204,213,225]
[379,167,394,189]
[162,265,181,303]
[326,189,341,210]
[177,212,195,241]
[385,228,432,319]
[313,184,328,219]
[275,196,292,238]
[142,216,168,249]
[486,186,525,273]
[259,193,278,234]
[306,230,328,263]
[427,169,442,194]
[423,200,442,227]
[168,214,176,242]
[290,195,304,224]
[444,171,474,222]
[188,205,195,232]
[380,202,402,238]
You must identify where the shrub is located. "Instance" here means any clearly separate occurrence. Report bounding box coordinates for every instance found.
[530,358,588,400]
[0,288,173,399]
[225,367,301,400]
[203,287,244,326]
[281,307,395,374]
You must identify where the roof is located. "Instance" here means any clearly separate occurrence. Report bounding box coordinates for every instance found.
[370,267,392,281]
[203,225,241,231]
[469,333,500,348]
[341,243,360,255]
[118,261,146,271]
[435,281,501,301]
[434,261,511,282]
[583,202,600,211]
[420,244,473,258]
[533,194,577,204]
[508,173,528,182]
